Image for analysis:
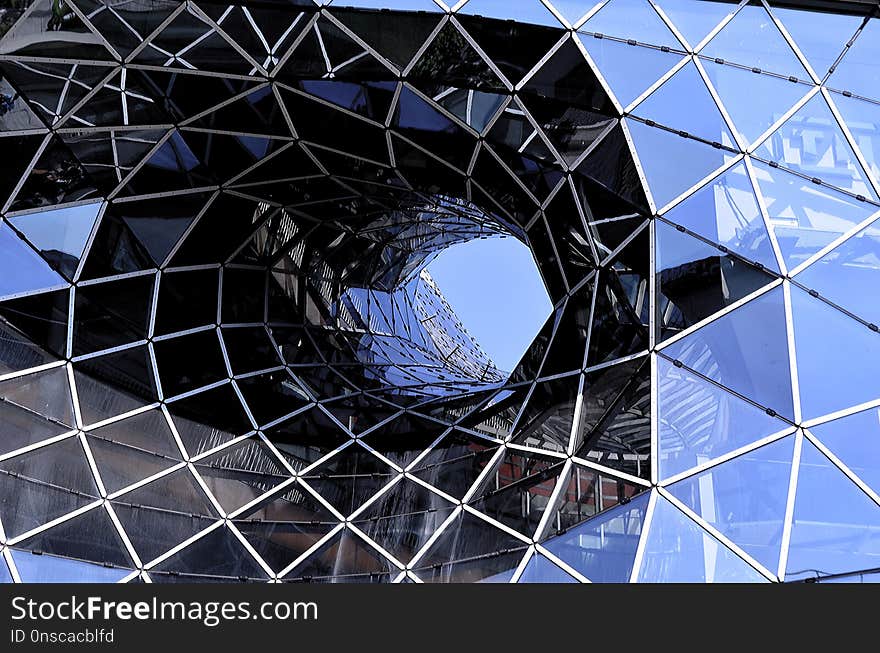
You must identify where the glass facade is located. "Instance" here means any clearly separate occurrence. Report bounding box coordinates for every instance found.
[0,0,878,583]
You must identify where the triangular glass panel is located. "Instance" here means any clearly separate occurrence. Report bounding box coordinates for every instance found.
[9,136,98,212]
[667,434,795,574]
[193,437,289,514]
[457,0,562,28]
[655,218,776,336]
[518,553,577,583]
[831,92,880,187]
[111,467,220,565]
[353,478,456,564]
[411,510,528,583]
[701,60,813,147]
[16,505,131,568]
[0,437,99,539]
[657,355,790,480]
[150,525,269,582]
[0,365,74,427]
[359,412,451,467]
[660,285,794,420]
[637,494,768,582]
[751,160,877,273]
[168,384,254,458]
[8,202,101,279]
[281,527,399,583]
[264,406,352,470]
[542,491,648,582]
[795,214,880,328]
[510,374,581,454]
[410,429,501,499]
[771,5,862,82]
[625,117,735,210]
[334,7,442,70]
[756,93,878,201]
[11,549,130,583]
[0,289,68,361]
[580,0,683,49]
[469,448,566,536]
[810,407,880,499]
[0,134,44,205]
[538,282,592,378]
[700,1,808,78]
[574,124,651,212]
[547,462,646,533]
[0,400,71,458]
[233,483,342,574]
[301,444,397,516]
[826,17,880,102]
[786,439,880,581]
[789,285,880,421]
[73,345,159,426]
[577,35,686,109]
[235,371,310,426]
[661,162,779,272]
[652,0,734,49]
[0,222,66,299]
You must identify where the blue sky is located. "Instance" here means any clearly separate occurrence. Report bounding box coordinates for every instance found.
[425,236,553,372]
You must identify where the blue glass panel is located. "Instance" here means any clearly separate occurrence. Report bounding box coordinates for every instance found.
[660,286,794,420]
[8,202,100,279]
[657,356,789,480]
[795,216,880,327]
[11,550,131,583]
[457,0,561,27]
[661,162,779,272]
[751,160,876,273]
[580,0,683,49]
[626,118,734,210]
[542,492,647,583]
[832,92,880,188]
[578,35,685,109]
[0,554,12,583]
[518,553,577,583]
[790,285,880,421]
[651,0,734,49]
[632,60,735,147]
[826,17,880,102]
[544,1,602,27]
[771,6,861,81]
[700,3,807,77]
[756,94,878,201]
[637,495,767,582]
[331,0,443,10]
[667,435,794,574]
[810,407,880,498]
[785,440,880,581]
[0,222,65,299]
[701,60,812,147]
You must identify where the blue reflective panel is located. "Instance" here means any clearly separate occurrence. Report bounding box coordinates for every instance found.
[8,202,100,280]
[667,435,794,574]
[518,553,577,583]
[756,94,878,201]
[150,131,200,172]
[795,216,880,327]
[771,6,861,81]
[625,118,735,210]
[660,286,794,420]
[580,0,683,49]
[785,440,880,582]
[632,60,735,147]
[478,567,517,583]
[832,92,880,188]
[330,0,443,10]
[657,356,790,480]
[699,3,807,78]
[237,135,271,159]
[826,17,880,102]
[661,162,778,272]
[637,495,767,583]
[542,492,647,583]
[701,60,812,147]
[0,554,11,583]
[810,408,880,498]
[651,0,734,49]
[790,285,880,421]
[543,1,602,27]
[577,35,685,109]
[751,160,876,273]
[0,222,66,299]
[10,550,131,583]
[457,0,562,27]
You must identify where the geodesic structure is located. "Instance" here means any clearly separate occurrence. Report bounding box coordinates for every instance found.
[0,0,879,584]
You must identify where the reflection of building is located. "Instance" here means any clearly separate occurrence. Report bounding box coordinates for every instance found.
[0,0,878,583]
